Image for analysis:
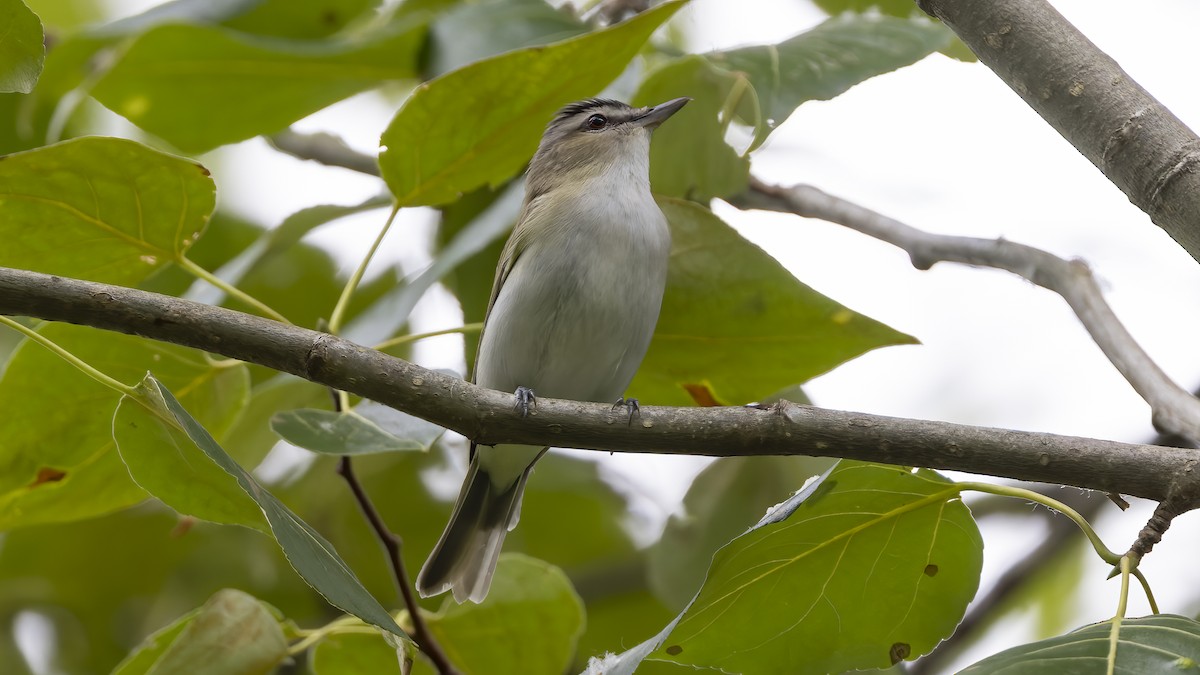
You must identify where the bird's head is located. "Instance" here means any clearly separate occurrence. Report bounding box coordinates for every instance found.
[526,97,689,199]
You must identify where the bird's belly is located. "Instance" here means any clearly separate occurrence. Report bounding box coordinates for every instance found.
[475,222,668,403]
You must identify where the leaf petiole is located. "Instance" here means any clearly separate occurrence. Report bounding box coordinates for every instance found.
[958,482,1122,565]
[0,316,135,396]
[177,256,291,324]
[329,203,401,335]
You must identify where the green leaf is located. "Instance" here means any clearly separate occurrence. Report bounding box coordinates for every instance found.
[270,401,444,456]
[312,631,404,675]
[632,56,750,201]
[112,589,288,675]
[648,462,981,673]
[426,554,585,675]
[0,137,214,285]
[812,0,925,17]
[0,0,44,93]
[222,0,383,39]
[647,456,836,610]
[91,19,426,153]
[631,199,915,406]
[0,325,247,530]
[709,14,952,150]
[124,374,408,641]
[961,615,1200,674]
[425,0,587,77]
[378,0,686,207]
[114,378,266,532]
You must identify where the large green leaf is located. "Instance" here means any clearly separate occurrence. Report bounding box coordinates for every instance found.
[632,56,750,201]
[647,456,836,610]
[112,589,288,675]
[0,325,248,530]
[961,614,1200,673]
[0,136,214,285]
[92,19,426,152]
[587,462,981,674]
[123,374,408,641]
[0,0,44,93]
[114,382,265,532]
[222,0,382,39]
[425,0,587,77]
[648,462,981,673]
[425,554,585,675]
[631,199,914,406]
[710,14,952,150]
[378,0,686,207]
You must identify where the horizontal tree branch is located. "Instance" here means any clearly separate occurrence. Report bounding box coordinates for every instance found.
[733,179,1200,445]
[2,266,1199,505]
[918,0,1200,264]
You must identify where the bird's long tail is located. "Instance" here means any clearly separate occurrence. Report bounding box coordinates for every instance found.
[416,449,534,603]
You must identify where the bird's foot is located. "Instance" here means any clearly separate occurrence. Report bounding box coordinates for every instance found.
[612,397,640,426]
[514,386,537,418]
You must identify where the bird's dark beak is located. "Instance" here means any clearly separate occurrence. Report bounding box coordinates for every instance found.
[633,97,690,130]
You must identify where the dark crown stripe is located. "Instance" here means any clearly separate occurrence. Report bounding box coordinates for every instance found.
[554,98,625,121]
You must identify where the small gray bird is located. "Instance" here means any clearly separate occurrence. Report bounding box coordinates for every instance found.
[416,96,689,603]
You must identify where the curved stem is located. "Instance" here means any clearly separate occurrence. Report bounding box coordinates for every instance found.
[287,615,371,656]
[374,323,484,352]
[0,316,134,396]
[1133,568,1160,614]
[1107,555,1133,675]
[177,257,290,324]
[329,204,400,335]
[959,482,1121,564]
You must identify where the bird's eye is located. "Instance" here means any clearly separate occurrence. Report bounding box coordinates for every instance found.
[585,114,607,130]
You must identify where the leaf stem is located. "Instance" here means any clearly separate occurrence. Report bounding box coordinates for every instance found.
[287,615,370,656]
[1107,555,1133,675]
[0,316,135,396]
[177,257,290,324]
[1133,568,1159,614]
[329,204,401,335]
[374,323,484,351]
[958,482,1121,564]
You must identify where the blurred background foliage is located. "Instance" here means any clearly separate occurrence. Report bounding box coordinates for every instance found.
[0,0,1065,673]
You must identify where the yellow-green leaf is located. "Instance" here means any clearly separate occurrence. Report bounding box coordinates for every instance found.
[378,0,686,207]
[92,19,426,152]
[631,199,915,406]
[0,136,214,285]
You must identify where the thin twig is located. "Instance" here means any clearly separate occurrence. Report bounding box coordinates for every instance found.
[734,178,1200,444]
[331,385,460,674]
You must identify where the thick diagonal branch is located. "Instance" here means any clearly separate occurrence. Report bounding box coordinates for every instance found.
[918,0,1200,264]
[2,266,1199,505]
